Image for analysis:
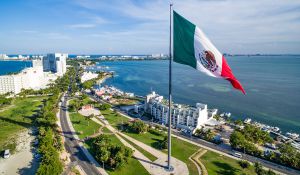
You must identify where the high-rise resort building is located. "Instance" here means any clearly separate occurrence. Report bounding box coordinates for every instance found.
[0,60,44,94]
[145,92,218,133]
[0,56,63,95]
[43,53,67,76]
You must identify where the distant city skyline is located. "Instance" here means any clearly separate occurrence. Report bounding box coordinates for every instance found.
[0,0,300,54]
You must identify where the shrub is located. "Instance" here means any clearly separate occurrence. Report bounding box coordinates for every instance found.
[238,160,250,169]
[128,120,148,134]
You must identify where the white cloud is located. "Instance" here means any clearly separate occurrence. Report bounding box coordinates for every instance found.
[74,0,300,54]
[3,0,300,54]
[68,23,96,29]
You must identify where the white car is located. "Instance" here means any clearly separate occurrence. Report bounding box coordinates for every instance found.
[3,150,10,159]
[232,152,242,158]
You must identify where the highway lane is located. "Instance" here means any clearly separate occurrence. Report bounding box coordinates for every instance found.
[60,94,101,175]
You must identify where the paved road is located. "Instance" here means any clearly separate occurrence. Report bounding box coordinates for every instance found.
[60,94,101,175]
[87,93,300,175]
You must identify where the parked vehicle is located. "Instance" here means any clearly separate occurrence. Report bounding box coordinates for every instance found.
[3,149,10,159]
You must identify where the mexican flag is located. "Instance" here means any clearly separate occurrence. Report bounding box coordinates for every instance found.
[173,11,245,94]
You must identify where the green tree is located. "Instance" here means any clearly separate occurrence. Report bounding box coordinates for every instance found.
[129,120,148,134]
[97,147,110,169]
[91,135,133,169]
[254,162,263,175]
[230,131,246,149]
[234,119,243,126]
[204,129,215,141]
[213,114,221,121]
[279,143,300,168]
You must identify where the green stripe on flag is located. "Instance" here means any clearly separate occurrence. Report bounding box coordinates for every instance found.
[173,11,197,69]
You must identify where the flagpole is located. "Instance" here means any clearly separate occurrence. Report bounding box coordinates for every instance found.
[167,2,173,171]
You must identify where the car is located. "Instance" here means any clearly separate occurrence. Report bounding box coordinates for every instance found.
[3,149,10,159]
[232,152,242,158]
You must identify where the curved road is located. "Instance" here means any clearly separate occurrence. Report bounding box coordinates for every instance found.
[60,94,101,175]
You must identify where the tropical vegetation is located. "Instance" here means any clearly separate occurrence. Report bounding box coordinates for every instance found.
[90,135,133,170]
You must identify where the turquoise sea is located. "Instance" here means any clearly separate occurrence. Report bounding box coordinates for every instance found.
[96,56,300,133]
[0,60,32,75]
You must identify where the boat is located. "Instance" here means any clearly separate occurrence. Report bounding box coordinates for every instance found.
[244,118,252,124]
[286,132,299,139]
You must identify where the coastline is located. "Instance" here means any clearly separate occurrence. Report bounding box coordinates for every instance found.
[93,65,300,140]
[93,58,300,134]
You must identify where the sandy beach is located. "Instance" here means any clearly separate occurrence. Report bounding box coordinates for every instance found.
[0,129,39,175]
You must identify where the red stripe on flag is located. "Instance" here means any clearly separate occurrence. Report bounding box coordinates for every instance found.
[221,56,246,94]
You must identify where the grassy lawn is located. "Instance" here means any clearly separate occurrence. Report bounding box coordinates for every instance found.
[0,97,44,151]
[85,133,149,175]
[108,154,149,175]
[102,126,112,133]
[68,98,76,106]
[124,131,199,175]
[101,109,199,175]
[200,151,256,175]
[69,112,101,139]
[110,97,139,106]
[101,109,130,128]
[82,96,94,105]
[169,137,200,175]
[118,133,157,162]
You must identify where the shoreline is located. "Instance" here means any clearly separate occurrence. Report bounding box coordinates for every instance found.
[94,67,300,140]
[91,59,300,134]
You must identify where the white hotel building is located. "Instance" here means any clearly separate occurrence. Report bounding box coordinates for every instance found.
[43,53,67,76]
[145,92,218,132]
[0,53,67,95]
[0,62,44,94]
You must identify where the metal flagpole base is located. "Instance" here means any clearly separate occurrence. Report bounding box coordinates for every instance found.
[165,165,174,172]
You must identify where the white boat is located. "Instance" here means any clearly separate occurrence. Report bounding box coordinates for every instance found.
[244,118,252,124]
[271,127,280,132]
[286,132,299,139]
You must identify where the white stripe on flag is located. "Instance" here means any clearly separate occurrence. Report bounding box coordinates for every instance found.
[194,27,223,78]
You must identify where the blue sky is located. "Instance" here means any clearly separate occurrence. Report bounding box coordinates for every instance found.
[0,0,300,54]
